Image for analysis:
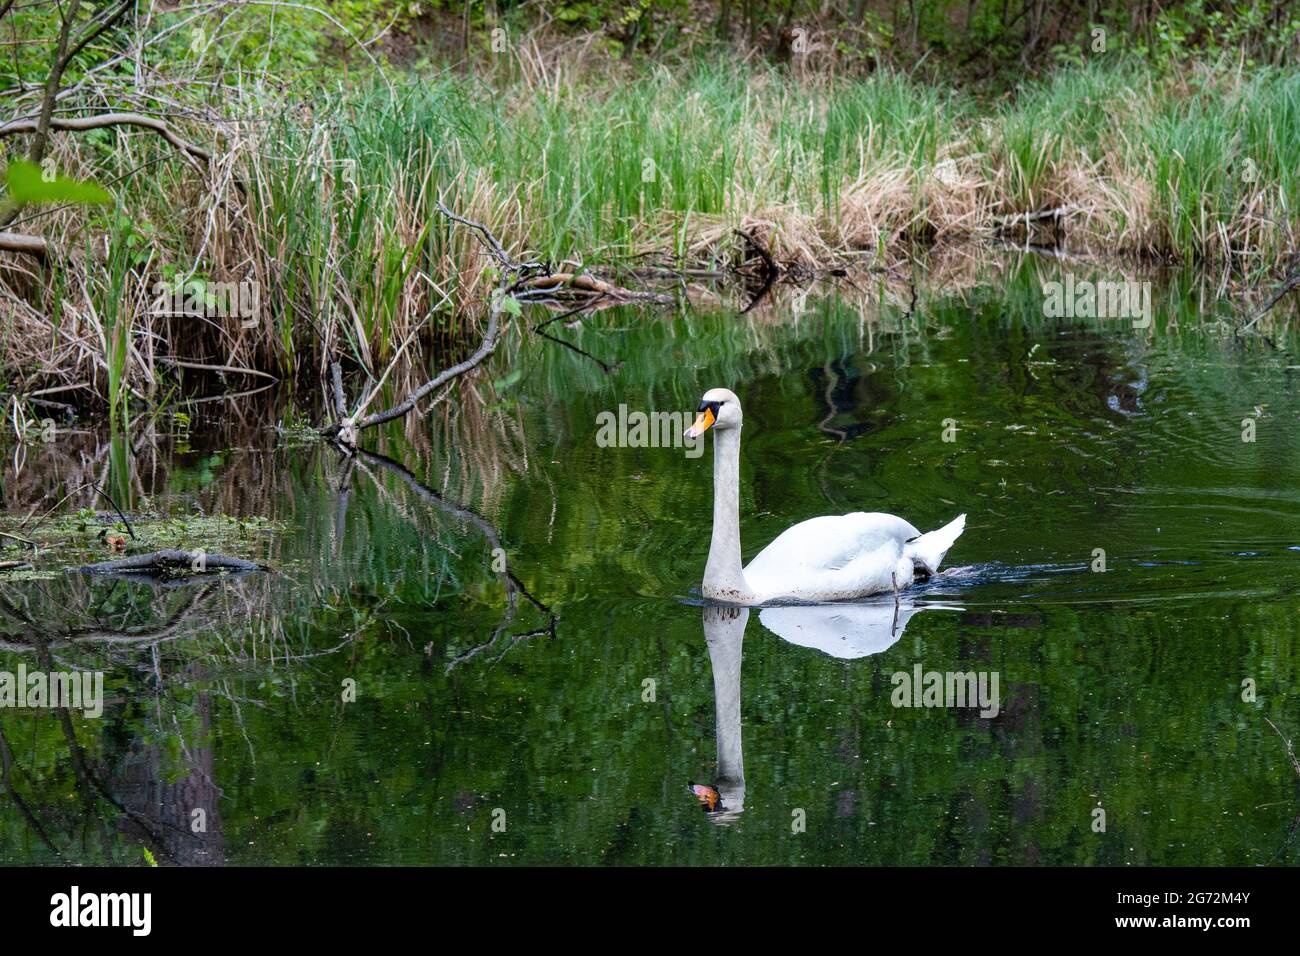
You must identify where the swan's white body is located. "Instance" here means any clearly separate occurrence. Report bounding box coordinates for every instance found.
[687,387,965,606]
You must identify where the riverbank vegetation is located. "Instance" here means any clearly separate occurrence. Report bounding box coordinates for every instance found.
[1,1,1298,420]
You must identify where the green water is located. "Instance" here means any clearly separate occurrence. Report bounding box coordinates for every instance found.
[2,257,1298,866]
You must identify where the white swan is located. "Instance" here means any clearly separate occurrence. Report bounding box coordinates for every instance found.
[758,598,962,658]
[685,387,966,605]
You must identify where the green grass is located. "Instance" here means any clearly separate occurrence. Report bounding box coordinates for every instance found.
[252,57,1300,264]
[6,57,1300,410]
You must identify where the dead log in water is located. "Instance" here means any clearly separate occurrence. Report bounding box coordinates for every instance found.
[69,549,266,575]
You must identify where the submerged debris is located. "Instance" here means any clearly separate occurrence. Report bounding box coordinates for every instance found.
[70,549,267,576]
[1,508,279,581]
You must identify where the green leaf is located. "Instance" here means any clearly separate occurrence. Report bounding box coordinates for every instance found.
[142,847,158,867]
[500,295,522,317]
[5,160,111,206]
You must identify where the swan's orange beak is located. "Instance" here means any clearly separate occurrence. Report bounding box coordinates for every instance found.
[685,407,715,439]
[689,781,721,812]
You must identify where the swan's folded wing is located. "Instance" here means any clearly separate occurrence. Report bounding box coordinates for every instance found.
[744,512,920,577]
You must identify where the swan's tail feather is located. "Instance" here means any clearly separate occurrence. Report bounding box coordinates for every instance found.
[905,514,966,574]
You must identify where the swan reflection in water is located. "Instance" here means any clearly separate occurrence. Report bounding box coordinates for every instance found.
[691,594,960,822]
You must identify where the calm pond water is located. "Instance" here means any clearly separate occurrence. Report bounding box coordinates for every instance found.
[2,255,1298,866]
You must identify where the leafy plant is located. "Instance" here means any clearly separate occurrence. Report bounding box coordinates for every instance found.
[4,160,110,206]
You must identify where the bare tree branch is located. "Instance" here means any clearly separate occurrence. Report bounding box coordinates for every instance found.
[0,111,215,170]
[59,0,132,71]
[1241,266,1300,332]
[0,0,132,230]
[322,204,512,447]
[25,0,81,170]
[0,231,48,258]
[330,361,347,420]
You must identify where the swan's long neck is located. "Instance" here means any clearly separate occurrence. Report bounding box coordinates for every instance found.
[703,426,752,602]
[704,605,746,815]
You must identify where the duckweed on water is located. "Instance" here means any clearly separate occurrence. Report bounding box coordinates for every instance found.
[0,510,282,581]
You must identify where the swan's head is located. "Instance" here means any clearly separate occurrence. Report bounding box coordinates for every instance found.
[685,387,742,438]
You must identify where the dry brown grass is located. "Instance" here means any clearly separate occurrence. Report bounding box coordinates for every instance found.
[3,54,1298,422]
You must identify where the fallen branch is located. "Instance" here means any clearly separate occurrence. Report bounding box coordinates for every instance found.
[0,112,216,172]
[70,549,265,575]
[531,293,606,331]
[0,232,48,259]
[25,481,135,541]
[735,229,779,314]
[322,203,514,447]
[735,228,779,279]
[323,303,500,446]
[435,201,518,271]
[330,361,347,419]
[156,357,278,381]
[991,205,1080,230]
[321,203,672,447]
[516,272,671,304]
[0,530,36,549]
[1241,267,1300,332]
[91,483,135,540]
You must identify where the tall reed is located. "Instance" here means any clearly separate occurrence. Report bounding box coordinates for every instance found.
[3,58,1297,410]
